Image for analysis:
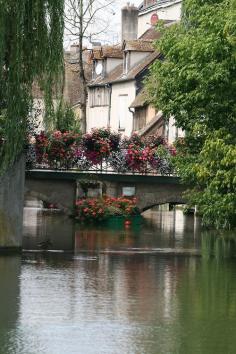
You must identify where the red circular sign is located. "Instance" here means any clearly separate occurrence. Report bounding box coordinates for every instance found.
[151,13,159,26]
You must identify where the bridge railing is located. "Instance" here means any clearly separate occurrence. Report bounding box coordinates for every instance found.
[26,128,177,177]
[27,147,176,176]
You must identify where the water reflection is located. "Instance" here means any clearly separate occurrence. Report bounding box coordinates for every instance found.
[23,206,202,253]
[75,210,202,254]
[1,253,236,354]
[177,258,236,354]
[0,207,236,353]
[23,207,75,251]
[202,231,236,260]
[0,256,21,352]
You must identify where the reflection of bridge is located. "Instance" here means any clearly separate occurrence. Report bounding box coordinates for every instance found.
[25,169,187,212]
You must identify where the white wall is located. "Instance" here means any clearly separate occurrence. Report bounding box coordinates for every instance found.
[166,115,185,144]
[106,58,123,74]
[110,81,136,136]
[87,81,136,135]
[87,104,110,132]
[129,51,150,69]
[138,1,182,37]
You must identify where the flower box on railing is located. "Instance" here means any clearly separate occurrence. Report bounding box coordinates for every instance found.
[27,128,176,176]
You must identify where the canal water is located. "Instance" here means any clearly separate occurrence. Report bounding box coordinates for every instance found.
[0,207,236,354]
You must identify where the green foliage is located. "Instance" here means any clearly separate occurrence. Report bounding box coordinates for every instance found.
[190,131,236,229]
[175,131,236,229]
[147,0,236,133]
[146,0,236,228]
[0,0,64,172]
[53,102,81,133]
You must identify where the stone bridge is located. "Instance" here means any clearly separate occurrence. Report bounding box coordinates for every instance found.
[25,170,187,213]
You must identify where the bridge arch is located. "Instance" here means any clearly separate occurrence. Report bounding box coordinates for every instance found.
[25,177,77,213]
[141,201,187,213]
[24,190,64,210]
[25,170,188,214]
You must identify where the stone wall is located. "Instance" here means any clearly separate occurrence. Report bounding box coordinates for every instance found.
[0,156,25,250]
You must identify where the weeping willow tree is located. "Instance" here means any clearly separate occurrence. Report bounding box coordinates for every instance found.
[0,0,64,172]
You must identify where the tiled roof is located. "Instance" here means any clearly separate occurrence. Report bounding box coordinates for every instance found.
[123,39,154,52]
[90,45,123,60]
[102,46,123,58]
[139,21,174,40]
[91,48,102,60]
[129,89,148,108]
[88,51,160,87]
[88,64,123,86]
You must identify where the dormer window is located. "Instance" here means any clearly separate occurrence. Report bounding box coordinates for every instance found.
[95,62,103,76]
[93,60,104,79]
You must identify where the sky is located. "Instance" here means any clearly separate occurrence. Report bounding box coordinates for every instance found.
[64,0,143,49]
[120,0,141,6]
[103,1,142,44]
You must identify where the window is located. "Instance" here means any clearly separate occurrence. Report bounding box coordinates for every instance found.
[89,87,110,107]
[118,94,128,130]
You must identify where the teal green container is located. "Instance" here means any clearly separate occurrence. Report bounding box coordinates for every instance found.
[104,214,143,228]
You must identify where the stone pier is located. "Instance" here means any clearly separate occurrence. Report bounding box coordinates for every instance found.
[0,156,25,250]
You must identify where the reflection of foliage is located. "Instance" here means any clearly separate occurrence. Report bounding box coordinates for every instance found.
[177,254,236,353]
[201,232,236,260]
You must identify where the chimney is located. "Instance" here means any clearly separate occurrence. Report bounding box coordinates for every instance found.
[121,3,138,42]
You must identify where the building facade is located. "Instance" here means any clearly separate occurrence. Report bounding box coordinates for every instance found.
[138,0,182,37]
[86,1,184,144]
[87,40,159,136]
